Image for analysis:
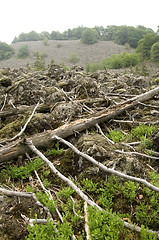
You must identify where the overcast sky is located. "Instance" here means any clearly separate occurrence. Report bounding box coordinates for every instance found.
[1,0,158,43]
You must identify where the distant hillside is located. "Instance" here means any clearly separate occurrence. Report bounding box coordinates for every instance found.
[0,40,128,69]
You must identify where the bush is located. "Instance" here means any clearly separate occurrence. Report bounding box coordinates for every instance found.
[68,53,80,63]
[150,42,159,63]
[81,28,98,44]
[0,42,14,60]
[17,45,30,58]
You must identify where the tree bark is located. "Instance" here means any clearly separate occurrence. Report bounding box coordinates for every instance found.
[0,86,159,162]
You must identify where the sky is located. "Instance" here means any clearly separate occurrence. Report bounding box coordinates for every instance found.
[1,0,158,44]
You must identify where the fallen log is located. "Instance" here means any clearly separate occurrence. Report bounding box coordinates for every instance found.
[0,86,159,162]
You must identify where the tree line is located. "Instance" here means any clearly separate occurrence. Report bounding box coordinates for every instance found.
[12,25,156,48]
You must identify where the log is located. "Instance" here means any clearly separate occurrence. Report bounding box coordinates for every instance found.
[0,86,159,162]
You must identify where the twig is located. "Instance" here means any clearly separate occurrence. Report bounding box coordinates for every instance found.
[115,149,159,160]
[70,196,84,219]
[7,101,39,143]
[26,152,63,223]
[96,123,114,144]
[113,119,159,125]
[53,135,159,192]
[1,93,7,111]
[21,214,56,227]
[84,201,91,240]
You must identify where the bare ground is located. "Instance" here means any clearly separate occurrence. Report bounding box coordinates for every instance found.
[0,40,128,69]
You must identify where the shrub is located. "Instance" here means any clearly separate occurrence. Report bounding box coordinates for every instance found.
[17,45,30,58]
[0,42,14,60]
[68,53,80,64]
[150,42,159,63]
[81,28,98,44]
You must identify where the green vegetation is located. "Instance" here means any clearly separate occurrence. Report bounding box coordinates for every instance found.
[136,33,159,59]
[106,129,125,143]
[46,142,63,156]
[86,51,140,72]
[3,158,43,180]
[81,28,98,44]
[68,53,80,63]
[151,42,159,63]
[17,44,30,58]
[0,41,14,60]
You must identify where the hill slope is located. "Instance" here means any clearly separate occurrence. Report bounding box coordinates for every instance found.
[0,40,128,69]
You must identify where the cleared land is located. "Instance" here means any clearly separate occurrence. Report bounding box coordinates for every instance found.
[0,40,128,69]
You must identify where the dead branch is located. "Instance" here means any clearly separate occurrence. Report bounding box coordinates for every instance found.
[84,202,91,240]
[113,119,159,125]
[1,93,7,111]
[0,187,52,218]
[1,86,159,162]
[115,149,159,160]
[54,135,159,192]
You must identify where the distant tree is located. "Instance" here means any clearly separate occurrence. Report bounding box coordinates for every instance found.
[17,45,30,58]
[136,33,159,59]
[0,42,14,60]
[50,31,64,40]
[150,42,159,62]
[81,28,98,44]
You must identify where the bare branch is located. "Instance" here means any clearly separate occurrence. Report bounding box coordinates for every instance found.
[115,149,159,160]
[84,202,91,240]
[1,93,7,111]
[53,135,159,192]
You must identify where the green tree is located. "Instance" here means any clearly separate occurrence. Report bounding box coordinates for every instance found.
[150,42,159,62]
[0,42,14,60]
[17,45,30,58]
[136,33,159,59]
[81,28,98,44]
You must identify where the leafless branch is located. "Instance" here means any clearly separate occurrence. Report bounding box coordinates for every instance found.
[53,135,159,192]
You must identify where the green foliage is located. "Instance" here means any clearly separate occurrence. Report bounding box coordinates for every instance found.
[57,187,75,201]
[17,44,30,58]
[140,225,157,240]
[32,52,46,71]
[86,51,140,72]
[26,217,73,240]
[123,181,137,204]
[150,42,159,63]
[88,206,124,240]
[68,53,80,63]
[136,33,159,59]
[131,124,156,140]
[81,178,98,193]
[0,41,14,60]
[46,142,63,156]
[106,129,125,143]
[36,191,56,213]
[7,158,43,180]
[81,28,98,44]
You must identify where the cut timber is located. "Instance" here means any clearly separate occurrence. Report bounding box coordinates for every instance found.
[0,86,159,162]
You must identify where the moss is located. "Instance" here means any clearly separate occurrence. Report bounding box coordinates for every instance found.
[57,149,74,175]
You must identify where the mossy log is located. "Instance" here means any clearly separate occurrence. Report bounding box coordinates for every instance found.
[0,87,159,162]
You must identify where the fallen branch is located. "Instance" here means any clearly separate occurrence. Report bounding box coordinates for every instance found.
[84,202,91,240]
[1,93,7,111]
[53,135,159,192]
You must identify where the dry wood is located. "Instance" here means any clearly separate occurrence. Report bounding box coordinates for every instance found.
[0,86,159,162]
[84,202,91,240]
